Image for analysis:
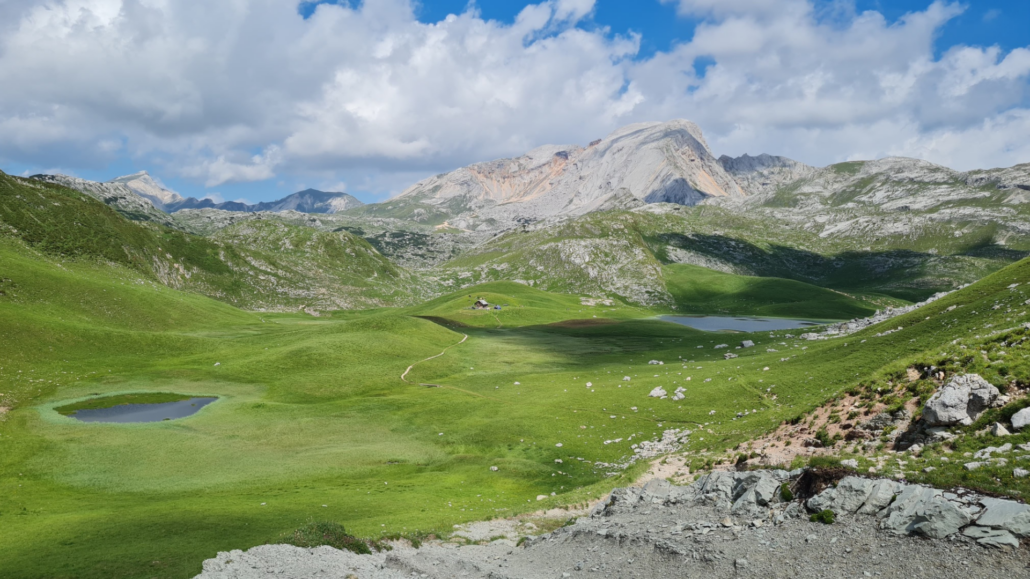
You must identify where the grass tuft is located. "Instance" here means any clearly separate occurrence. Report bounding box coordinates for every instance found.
[281,522,372,555]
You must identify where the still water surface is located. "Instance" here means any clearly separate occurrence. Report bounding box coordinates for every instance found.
[660,315,826,332]
[68,397,218,423]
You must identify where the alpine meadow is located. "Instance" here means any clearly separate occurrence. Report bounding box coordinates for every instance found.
[4,2,1030,577]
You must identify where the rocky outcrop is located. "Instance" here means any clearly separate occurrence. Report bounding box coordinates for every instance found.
[195,468,1030,579]
[30,173,175,225]
[604,470,1030,548]
[717,153,817,196]
[922,374,999,427]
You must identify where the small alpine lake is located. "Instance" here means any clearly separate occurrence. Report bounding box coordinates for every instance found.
[56,393,218,423]
[659,315,829,332]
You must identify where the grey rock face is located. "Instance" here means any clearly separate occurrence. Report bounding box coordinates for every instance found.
[962,526,1021,549]
[976,498,1030,537]
[879,485,942,533]
[908,498,972,539]
[717,153,816,196]
[856,479,904,515]
[922,374,999,426]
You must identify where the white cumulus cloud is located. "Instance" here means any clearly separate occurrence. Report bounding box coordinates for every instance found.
[0,0,1027,194]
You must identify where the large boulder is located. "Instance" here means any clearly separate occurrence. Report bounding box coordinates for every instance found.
[922,374,999,426]
[879,485,941,534]
[908,498,971,539]
[1011,407,1030,431]
[807,477,878,514]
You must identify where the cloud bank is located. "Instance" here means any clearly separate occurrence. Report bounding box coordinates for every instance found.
[0,0,1027,192]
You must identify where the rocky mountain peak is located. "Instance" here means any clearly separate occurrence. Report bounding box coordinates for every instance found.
[396,119,746,230]
[109,171,184,207]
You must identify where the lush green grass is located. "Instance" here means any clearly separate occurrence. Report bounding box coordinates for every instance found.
[0,172,423,311]
[3,225,1030,579]
[54,392,196,415]
[406,281,653,328]
[662,263,877,319]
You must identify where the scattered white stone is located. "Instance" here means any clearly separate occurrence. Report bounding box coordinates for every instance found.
[1012,407,1030,431]
[648,387,667,398]
[622,376,631,381]
[214,362,220,366]
[841,459,859,469]
[1014,468,1029,478]
[490,466,499,471]
[555,443,563,447]
[990,422,1011,437]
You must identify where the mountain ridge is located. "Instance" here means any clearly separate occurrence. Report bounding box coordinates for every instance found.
[162,187,364,214]
[388,119,745,231]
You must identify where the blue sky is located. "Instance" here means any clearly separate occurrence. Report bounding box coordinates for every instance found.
[1,0,1028,204]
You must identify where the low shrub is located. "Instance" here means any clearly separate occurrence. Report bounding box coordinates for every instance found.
[814,428,833,448]
[780,483,794,502]
[810,509,835,524]
[283,522,372,555]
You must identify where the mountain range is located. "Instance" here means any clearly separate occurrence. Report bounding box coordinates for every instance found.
[20,118,1030,309]
[34,171,364,215]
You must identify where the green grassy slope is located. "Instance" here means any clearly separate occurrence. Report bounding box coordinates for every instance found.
[3,219,1030,578]
[0,171,422,311]
[406,281,652,328]
[662,263,878,319]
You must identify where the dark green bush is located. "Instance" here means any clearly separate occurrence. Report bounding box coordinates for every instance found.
[814,428,833,448]
[780,483,794,502]
[810,509,835,524]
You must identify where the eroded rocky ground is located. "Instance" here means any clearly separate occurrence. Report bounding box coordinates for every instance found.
[195,470,1030,579]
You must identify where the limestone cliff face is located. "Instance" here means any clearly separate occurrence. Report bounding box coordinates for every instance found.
[397,120,745,229]
[109,171,184,209]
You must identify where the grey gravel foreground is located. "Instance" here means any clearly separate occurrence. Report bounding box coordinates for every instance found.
[196,472,1030,579]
